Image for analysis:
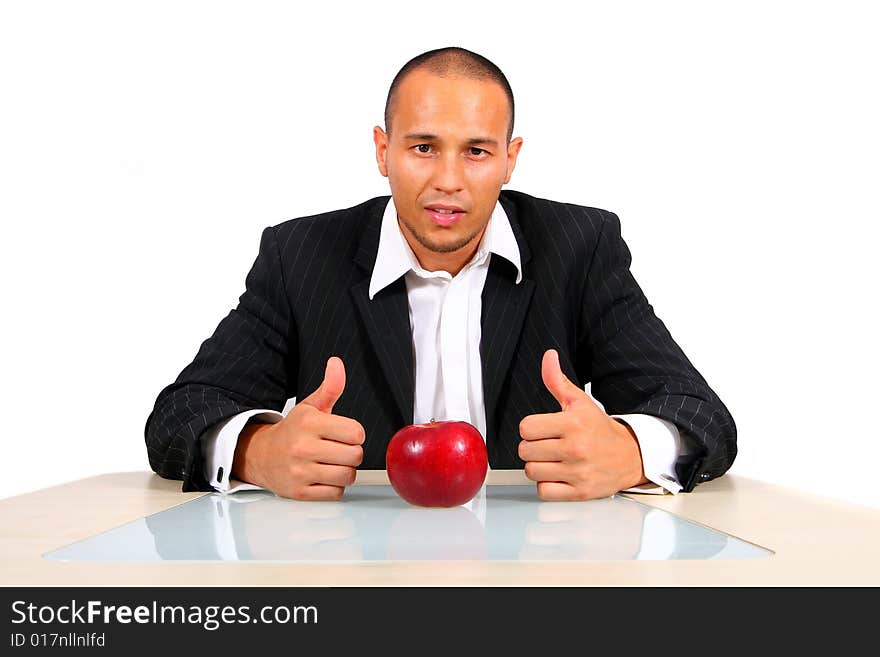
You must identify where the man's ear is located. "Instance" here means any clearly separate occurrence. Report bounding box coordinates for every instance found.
[373,125,389,177]
[503,136,524,185]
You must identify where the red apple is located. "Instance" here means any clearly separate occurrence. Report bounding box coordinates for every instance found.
[386,420,488,507]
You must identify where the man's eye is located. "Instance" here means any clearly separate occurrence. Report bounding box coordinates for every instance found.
[415,144,432,153]
[469,148,487,156]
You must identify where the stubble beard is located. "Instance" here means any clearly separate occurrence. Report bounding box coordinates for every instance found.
[398,213,486,254]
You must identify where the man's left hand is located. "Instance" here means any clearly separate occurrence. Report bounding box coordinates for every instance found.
[518,349,650,501]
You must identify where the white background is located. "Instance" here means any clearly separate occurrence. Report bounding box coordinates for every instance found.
[1,1,877,508]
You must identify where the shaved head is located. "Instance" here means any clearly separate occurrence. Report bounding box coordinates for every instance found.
[384,47,515,143]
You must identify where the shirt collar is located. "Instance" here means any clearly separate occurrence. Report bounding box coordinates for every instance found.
[368,196,523,300]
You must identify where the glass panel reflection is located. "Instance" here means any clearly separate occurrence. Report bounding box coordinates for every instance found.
[44,485,771,562]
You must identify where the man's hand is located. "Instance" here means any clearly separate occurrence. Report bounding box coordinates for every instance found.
[231,356,366,501]
[518,349,649,501]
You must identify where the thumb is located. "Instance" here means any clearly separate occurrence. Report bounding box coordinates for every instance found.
[300,356,346,413]
[541,349,587,411]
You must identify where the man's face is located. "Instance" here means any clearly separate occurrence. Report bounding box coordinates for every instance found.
[373,69,523,264]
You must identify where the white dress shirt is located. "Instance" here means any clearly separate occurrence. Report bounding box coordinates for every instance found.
[202,197,689,496]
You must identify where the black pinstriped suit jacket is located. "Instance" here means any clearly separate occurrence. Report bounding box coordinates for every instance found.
[144,189,736,492]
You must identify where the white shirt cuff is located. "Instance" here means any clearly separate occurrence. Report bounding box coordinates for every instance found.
[612,413,687,495]
[201,409,284,493]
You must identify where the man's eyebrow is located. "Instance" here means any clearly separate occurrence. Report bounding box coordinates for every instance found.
[466,137,500,147]
[403,133,500,148]
[403,132,439,141]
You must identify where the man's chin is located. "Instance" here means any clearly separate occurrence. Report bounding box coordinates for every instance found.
[422,237,472,254]
[399,213,485,255]
[424,222,489,251]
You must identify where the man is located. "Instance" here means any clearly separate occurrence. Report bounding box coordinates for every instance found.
[145,47,736,502]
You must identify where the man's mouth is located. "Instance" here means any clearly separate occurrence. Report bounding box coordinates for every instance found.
[425,205,465,227]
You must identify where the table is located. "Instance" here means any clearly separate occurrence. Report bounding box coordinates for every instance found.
[2,471,878,585]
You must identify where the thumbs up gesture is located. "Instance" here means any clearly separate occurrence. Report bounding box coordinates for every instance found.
[518,349,648,501]
[232,356,366,500]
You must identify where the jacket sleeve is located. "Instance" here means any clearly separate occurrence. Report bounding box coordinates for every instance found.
[144,226,297,491]
[576,211,737,491]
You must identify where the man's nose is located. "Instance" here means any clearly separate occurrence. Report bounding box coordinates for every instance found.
[431,152,465,193]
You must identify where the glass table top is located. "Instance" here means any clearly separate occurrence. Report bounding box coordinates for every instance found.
[44,485,772,562]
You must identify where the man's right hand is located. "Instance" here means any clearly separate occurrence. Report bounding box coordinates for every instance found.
[231,356,365,500]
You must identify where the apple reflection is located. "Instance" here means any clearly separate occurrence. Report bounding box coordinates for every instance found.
[385,505,488,560]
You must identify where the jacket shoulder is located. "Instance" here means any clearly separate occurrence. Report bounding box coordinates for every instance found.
[265,196,388,270]
[500,189,618,231]
[499,190,621,265]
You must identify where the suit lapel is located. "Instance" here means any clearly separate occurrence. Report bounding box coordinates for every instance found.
[481,194,535,432]
[351,197,414,426]
[480,261,535,433]
[350,277,414,426]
